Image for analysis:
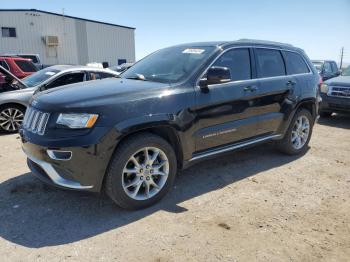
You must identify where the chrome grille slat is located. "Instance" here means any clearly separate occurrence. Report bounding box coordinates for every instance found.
[22,107,50,135]
[329,86,350,99]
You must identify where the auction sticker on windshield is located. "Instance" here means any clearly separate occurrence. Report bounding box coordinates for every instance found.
[182,48,205,54]
[45,72,56,76]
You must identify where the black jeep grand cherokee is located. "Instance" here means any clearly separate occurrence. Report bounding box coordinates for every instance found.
[20,40,319,209]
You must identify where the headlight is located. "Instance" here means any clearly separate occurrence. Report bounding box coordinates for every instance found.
[320,83,329,94]
[56,113,98,129]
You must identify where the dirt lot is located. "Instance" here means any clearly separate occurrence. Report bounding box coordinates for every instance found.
[0,115,349,262]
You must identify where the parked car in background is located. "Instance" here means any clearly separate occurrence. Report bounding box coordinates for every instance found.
[109,62,134,74]
[20,40,319,209]
[0,65,119,133]
[312,60,340,81]
[319,65,350,117]
[0,56,37,83]
[4,54,43,70]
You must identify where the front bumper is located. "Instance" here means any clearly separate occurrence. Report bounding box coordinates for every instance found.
[320,93,350,113]
[21,133,118,192]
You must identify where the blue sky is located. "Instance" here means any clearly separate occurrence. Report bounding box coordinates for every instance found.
[2,0,350,64]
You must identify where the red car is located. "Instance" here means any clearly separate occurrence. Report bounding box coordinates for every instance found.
[0,56,37,85]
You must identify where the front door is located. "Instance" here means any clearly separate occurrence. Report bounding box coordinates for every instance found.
[193,48,260,152]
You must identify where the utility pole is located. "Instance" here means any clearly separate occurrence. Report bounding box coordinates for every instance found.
[339,47,344,69]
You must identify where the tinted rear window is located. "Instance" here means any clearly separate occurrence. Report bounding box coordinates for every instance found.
[14,60,37,72]
[255,49,285,78]
[20,55,39,63]
[284,51,310,75]
[0,60,10,70]
[213,48,251,81]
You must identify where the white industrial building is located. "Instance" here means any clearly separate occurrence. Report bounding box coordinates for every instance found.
[0,9,136,66]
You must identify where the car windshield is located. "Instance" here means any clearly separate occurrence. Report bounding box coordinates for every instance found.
[121,46,216,83]
[22,68,61,87]
[341,66,350,76]
[312,62,323,71]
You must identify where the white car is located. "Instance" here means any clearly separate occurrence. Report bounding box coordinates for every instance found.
[0,65,119,133]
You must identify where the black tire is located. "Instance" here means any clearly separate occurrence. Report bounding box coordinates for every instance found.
[319,111,332,118]
[277,109,314,155]
[0,104,26,133]
[105,133,177,210]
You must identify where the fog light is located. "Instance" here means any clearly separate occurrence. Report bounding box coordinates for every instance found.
[47,150,72,161]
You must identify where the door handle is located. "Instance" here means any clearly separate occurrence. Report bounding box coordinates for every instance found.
[244,86,258,92]
[286,80,296,87]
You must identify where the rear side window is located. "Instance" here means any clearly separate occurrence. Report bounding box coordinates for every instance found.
[255,49,285,78]
[213,48,251,81]
[0,60,10,70]
[323,62,332,74]
[283,51,310,75]
[14,60,37,72]
[89,72,116,80]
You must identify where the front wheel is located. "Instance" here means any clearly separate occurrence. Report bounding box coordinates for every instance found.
[105,133,177,210]
[0,105,25,133]
[277,109,314,155]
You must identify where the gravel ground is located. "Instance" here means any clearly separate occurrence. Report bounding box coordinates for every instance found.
[0,114,349,262]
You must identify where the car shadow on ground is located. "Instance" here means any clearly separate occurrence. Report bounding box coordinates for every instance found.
[317,113,350,129]
[0,144,306,248]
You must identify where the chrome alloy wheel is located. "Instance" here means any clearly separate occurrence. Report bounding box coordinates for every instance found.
[291,115,310,150]
[0,108,24,132]
[122,147,170,201]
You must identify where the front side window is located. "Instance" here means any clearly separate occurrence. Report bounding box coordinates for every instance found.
[14,60,37,73]
[122,46,216,83]
[212,48,251,81]
[1,27,16,37]
[312,62,323,72]
[255,49,286,78]
[331,62,338,73]
[284,51,310,75]
[47,72,85,89]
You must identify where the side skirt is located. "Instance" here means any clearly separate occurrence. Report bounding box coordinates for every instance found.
[189,134,282,162]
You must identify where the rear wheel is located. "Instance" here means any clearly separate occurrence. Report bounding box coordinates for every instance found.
[0,105,25,133]
[105,133,177,209]
[278,109,314,155]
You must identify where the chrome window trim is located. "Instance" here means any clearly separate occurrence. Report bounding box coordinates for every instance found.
[195,45,313,88]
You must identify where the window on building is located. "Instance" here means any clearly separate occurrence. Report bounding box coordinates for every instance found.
[1,27,16,37]
[118,59,127,65]
[255,48,286,78]
[283,51,310,75]
[212,48,251,81]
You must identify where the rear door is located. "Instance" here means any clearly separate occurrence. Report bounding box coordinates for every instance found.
[194,48,260,152]
[253,48,293,136]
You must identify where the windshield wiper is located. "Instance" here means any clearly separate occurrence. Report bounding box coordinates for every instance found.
[125,73,147,81]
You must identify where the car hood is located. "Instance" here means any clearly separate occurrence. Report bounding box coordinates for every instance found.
[325,76,350,87]
[33,78,171,110]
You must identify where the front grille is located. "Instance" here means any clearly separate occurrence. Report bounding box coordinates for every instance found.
[329,86,350,98]
[22,107,50,135]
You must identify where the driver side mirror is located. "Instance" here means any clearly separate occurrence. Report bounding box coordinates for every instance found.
[199,66,231,90]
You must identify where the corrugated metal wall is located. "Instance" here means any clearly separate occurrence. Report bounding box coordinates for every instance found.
[0,10,135,66]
